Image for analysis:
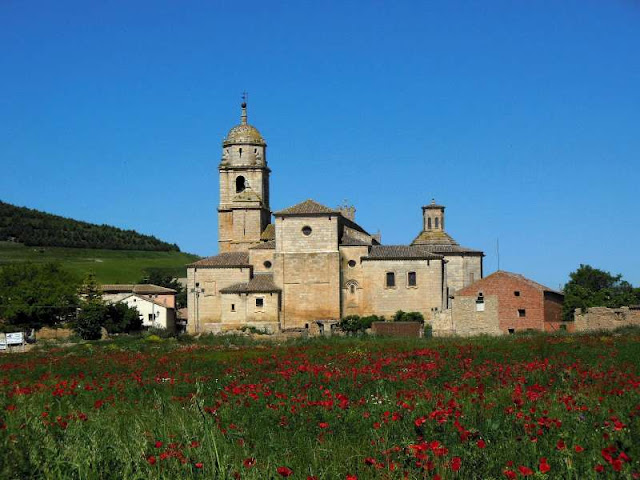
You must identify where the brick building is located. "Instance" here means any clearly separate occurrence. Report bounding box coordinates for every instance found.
[186,102,484,334]
[435,271,567,336]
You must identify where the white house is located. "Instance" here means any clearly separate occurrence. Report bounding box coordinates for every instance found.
[119,294,176,332]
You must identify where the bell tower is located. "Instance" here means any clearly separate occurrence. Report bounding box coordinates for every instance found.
[218,101,271,252]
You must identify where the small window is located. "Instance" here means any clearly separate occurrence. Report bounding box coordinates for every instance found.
[239,147,243,157]
[514,291,520,297]
[349,284,355,294]
[195,282,200,287]
[435,217,439,228]
[508,328,515,335]
[386,272,395,288]
[427,217,432,229]
[263,260,272,269]
[407,271,417,287]
[256,298,264,308]
[347,260,356,268]
[518,309,526,317]
[236,176,246,193]
[476,293,485,312]
[231,304,235,312]
[148,314,154,321]
[302,226,312,236]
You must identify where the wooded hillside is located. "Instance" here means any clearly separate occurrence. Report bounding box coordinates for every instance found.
[0,201,180,251]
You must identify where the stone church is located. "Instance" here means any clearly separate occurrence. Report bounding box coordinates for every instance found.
[186,102,483,334]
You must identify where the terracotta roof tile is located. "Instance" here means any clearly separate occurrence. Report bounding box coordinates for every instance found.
[250,240,276,250]
[219,274,280,293]
[101,284,177,294]
[363,245,444,261]
[274,199,338,216]
[188,252,250,268]
[260,224,275,240]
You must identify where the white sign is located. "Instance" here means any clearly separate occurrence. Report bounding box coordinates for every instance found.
[6,332,24,345]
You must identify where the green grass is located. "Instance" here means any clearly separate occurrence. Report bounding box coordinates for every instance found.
[0,242,200,283]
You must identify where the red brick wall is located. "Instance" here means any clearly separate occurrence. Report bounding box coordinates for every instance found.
[543,292,563,323]
[456,272,545,334]
[372,322,423,338]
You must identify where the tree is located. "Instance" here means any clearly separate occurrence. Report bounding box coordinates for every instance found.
[562,264,640,321]
[0,263,79,331]
[74,301,105,340]
[103,303,143,334]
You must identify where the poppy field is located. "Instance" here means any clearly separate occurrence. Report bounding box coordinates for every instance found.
[1,332,639,479]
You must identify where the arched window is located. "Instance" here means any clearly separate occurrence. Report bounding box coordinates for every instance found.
[236,176,246,193]
[435,217,439,229]
[427,217,432,229]
[349,285,355,294]
[239,147,243,157]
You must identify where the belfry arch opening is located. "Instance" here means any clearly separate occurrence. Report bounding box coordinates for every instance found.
[236,176,246,193]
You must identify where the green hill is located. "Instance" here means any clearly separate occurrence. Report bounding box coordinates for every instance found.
[0,242,199,284]
[0,200,179,251]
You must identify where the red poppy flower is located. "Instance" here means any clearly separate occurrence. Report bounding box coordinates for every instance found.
[243,458,256,468]
[477,439,486,449]
[346,475,357,480]
[539,459,550,473]
[277,466,293,477]
[594,464,605,473]
[318,422,329,429]
[574,445,584,453]
[451,457,462,471]
[195,463,203,469]
[556,440,566,450]
[518,465,534,476]
[503,471,517,480]
[147,456,156,465]
[155,441,163,448]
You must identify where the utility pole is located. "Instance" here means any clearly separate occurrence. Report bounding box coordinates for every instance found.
[190,283,205,334]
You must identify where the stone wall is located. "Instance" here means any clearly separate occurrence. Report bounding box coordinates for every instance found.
[220,291,279,329]
[444,255,483,295]
[186,266,251,333]
[574,306,640,332]
[339,245,369,317]
[360,258,444,322]
[274,215,341,328]
[446,294,502,336]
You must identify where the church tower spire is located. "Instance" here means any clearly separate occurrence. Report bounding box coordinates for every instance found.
[217,99,272,253]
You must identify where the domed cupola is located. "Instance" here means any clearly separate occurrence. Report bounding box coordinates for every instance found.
[223,102,266,147]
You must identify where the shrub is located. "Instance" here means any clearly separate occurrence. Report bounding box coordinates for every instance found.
[392,310,425,323]
[339,315,362,334]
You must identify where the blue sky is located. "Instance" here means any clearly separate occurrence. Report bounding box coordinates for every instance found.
[1,0,639,289]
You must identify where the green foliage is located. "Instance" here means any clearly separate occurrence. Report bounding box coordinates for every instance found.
[0,263,79,331]
[563,264,640,321]
[0,200,180,251]
[103,303,143,334]
[74,301,105,340]
[338,314,384,333]
[393,310,425,323]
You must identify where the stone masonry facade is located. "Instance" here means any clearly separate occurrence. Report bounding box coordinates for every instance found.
[186,103,484,334]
